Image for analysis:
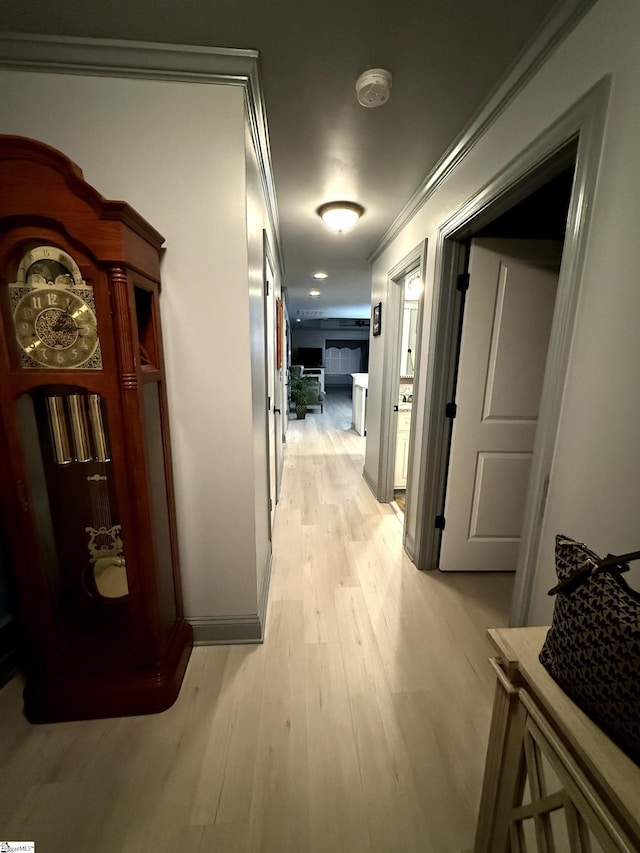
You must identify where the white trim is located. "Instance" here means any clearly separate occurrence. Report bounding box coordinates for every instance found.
[368,0,597,264]
[258,550,273,635]
[404,531,416,562]
[377,243,426,506]
[362,466,378,498]
[188,615,263,645]
[0,31,284,274]
[0,31,256,81]
[414,77,611,628]
[188,552,272,644]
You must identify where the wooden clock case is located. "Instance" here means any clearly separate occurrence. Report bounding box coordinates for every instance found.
[0,136,192,722]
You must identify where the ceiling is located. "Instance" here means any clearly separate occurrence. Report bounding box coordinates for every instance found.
[1,0,563,320]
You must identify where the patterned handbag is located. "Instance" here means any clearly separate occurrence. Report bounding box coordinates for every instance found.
[539,534,640,764]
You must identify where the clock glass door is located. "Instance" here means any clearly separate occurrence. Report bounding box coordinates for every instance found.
[17,386,134,660]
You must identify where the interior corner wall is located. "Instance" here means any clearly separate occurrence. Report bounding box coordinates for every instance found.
[0,70,261,624]
[368,0,640,625]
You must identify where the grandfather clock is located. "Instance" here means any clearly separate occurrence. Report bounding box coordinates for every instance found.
[0,136,192,722]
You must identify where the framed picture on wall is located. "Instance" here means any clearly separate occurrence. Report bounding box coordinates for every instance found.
[373,301,382,336]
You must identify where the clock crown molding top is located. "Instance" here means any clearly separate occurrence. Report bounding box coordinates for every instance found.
[0,135,164,267]
[0,31,284,276]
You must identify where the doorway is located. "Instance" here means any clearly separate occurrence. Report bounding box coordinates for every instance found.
[263,233,278,536]
[412,77,610,624]
[377,241,427,522]
[393,267,421,516]
[423,159,575,578]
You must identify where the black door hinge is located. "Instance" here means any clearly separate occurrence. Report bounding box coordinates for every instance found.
[269,498,273,512]
[265,279,270,296]
[435,514,446,530]
[445,402,457,419]
[457,273,470,293]
[268,395,271,411]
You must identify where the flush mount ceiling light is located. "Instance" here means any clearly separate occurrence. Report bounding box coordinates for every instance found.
[317,201,364,233]
[312,271,329,280]
[309,288,321,297]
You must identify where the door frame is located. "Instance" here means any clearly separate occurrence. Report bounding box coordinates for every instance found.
[262,230,278,537]
[413,76,610,625]
[378,241,427,521]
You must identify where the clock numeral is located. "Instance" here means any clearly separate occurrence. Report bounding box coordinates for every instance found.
[32,296,43,310]
[22,308,35,320]
[46,292,59,306]
[55,352,65,365]
[18,322,29,334]
[40,348,49,361]
[70,349,79,360]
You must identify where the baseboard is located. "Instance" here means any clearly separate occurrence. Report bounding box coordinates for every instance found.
[362,466,378,498]
[188,615,263,645]
[404,531,416,562]
[188,551,272,645]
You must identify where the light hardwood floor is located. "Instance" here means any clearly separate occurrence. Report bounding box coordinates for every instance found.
[0,388,513,852]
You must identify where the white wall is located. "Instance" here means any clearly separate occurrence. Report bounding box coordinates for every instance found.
[0,70,261,621]
[367,0,640,624]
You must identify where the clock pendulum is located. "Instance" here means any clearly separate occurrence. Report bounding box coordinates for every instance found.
[43,390,129,601]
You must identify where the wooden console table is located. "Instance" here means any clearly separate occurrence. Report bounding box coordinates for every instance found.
[475,627,640,853]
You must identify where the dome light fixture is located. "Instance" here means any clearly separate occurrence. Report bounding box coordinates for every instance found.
[317,201,364,233]
[309,288,321,298]
[312,271,329,280]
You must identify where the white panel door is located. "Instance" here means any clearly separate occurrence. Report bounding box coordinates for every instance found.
[439,239,562,571]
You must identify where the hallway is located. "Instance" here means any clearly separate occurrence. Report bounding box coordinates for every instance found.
[0,389,513,852]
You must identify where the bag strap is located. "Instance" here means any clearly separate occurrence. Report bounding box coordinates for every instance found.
[548,549,640,596]
[597,549,640,568]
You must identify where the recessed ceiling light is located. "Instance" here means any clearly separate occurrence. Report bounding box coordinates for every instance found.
[309,289,321,297]
[295,318,301,323]
[317,201,364,233]
[312,271,328,280]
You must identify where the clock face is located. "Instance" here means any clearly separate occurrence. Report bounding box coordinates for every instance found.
[14,287,99,368]
[10,246,101,369]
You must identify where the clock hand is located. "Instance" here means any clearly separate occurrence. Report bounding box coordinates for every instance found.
[53,298,73,331]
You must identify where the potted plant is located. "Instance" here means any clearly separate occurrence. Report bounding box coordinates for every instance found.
[289,371,315,419]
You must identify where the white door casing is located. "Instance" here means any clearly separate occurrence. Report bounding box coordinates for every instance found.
[273,294,284,500]
[439,239,562,572]
[265,253,277,533]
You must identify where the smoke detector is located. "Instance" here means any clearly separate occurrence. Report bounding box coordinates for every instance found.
[355,68,392,108]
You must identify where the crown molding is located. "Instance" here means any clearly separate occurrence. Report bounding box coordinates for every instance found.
[368,0,598,264]
[0,31,284,271]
